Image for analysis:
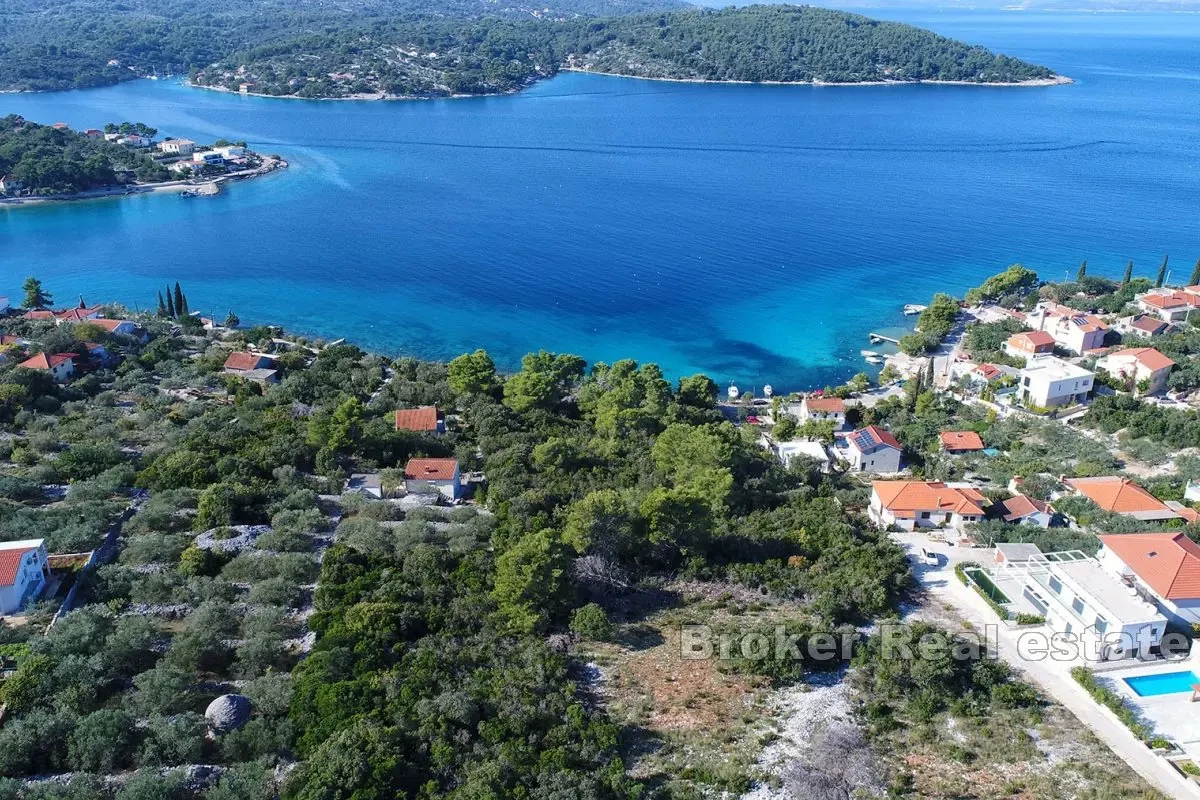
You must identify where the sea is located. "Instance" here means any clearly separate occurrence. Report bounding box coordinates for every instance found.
[1,10,1197,391]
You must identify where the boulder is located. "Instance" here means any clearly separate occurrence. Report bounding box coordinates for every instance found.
[205,693,252,733]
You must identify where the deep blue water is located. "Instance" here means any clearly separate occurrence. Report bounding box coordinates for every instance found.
[1,10,1198,390]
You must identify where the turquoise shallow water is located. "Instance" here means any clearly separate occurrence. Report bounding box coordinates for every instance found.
[1,10,1198,390]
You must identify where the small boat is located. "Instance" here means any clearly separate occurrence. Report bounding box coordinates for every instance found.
[903,304,928,315]
[860,349,879,358]
[865,355,885,365]
[868,334,885,344]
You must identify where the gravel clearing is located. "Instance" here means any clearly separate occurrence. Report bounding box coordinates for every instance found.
[741,669,854,800]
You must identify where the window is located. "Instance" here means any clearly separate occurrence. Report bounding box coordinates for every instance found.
[920,511,930,519]
[1072,597,1085,615]
[1094,617,1108,634]
[1048,576,1062,594]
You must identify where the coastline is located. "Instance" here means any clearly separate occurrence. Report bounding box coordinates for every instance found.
[562,67,1074,88]
[182,68,1071,103]
[0,155,287,209]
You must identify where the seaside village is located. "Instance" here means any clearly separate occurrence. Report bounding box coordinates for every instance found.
[0,120,264,198]
[9,263,1200,794]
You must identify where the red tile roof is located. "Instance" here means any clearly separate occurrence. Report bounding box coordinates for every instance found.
[394,406,442,432]
[22,310,55,320]
[0,546,38,587]
[1114,347,1175,372]
[1099,533,1200,600]
[1142,292,1188,310]
[1129,315,1169,335]
[999,494,1051,522]
[940,431,984,451]
[872,481,988,517]
[854,425,901,451]
[90,318,131,333]
[973,363,1003,381]
[804,396,845,413]
[54,307,103,322]
[18,352,73,370]
[223,352,271,371]
[1062,476,1172,516]
[1008,331,1055,350]
[403,458,458,481]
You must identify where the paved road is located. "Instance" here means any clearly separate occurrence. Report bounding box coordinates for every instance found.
[894,532,1200,800]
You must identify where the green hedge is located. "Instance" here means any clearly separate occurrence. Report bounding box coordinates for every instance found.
[1071,666,1152,741]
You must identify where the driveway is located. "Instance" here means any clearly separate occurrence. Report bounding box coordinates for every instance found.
[893,531,1200,799]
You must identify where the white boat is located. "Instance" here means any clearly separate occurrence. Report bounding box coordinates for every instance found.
[865,355,885,364]
[860,349,879,358]
[903,304,928,315]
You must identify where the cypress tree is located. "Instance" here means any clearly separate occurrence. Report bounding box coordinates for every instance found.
[174,282,187,318]
[1122,260,1133,286]
[1076,260,1087,281]
[1156,256,1168,288]
[156,291,167,317]
[925,356,935,388]
[165,286,176,318]
[1190,258,1200,287]
[179,287,189,317]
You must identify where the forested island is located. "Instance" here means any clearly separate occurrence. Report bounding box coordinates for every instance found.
[0,0,1063,100]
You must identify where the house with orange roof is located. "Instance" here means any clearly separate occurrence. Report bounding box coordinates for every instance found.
[1115,313,1172,339]
[1136,289,1200,322]
[18,352,75,382]
[1098,533,1200,625]
[798,395,847,428]
[222,351,278,383]
[89,318,149,342]
[1096,347,1175,395]
[0,539,50,615]
[1024,302,1109,355]
[940,431,985,454]
[836,425,902,474]
[1004,330,1055,359]
[21,309,56,321]
[1061,476,1178,522]
[394,406,445,435]
[403,458,461,500]
[997,494,1054,527]
[53,305,104,324]
[868,480,988,532]
[969,363,1007,385]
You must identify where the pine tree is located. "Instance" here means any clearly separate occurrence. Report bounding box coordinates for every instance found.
[156,291,167,317]
[1156,256,1168,288]
[174,282,187,317]
[21,277,52,310]
[165,286,176,318]
[1189,258,1200,287]
[1077,260,1087,281]
[1122,260,1133,286]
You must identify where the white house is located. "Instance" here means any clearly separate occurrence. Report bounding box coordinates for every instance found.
[761,436,830,472]
[836,425,903,473]
[1115,314,1172,339]
[215,145,247,159]
[992,546,1167,662]
[1096,347,1175,395]
[1024,303,1109,355]
[798,395,847,428]
[1098,533,1200,626]
[403,458,461,500]
[868,480,988,532]
[0,539,50,615]
[1136,290,1200,323]
[159,138,197,156]
[17,352,75,382]
[1016,356,1094,408]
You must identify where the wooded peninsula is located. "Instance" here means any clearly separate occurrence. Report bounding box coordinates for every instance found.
[0,1,1063,100]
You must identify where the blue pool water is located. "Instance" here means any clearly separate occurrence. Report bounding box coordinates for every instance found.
[1,11,1198,389]
[1124,671,1200,697]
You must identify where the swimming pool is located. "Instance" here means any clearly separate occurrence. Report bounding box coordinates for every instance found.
[1124,671,1200,697]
